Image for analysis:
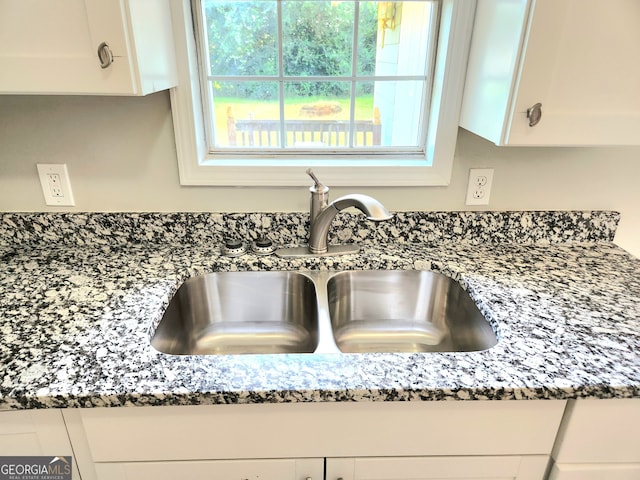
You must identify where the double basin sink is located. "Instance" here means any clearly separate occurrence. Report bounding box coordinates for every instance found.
[150,270,498,355]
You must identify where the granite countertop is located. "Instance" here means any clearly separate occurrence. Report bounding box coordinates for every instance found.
[0,211,638,410]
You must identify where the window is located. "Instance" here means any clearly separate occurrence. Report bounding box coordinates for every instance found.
[198,0,437,153]
[169,0,475,186]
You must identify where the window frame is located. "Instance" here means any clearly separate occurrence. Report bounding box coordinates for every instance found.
[169,0,476,187]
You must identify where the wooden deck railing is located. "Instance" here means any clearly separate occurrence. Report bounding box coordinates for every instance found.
[227,107,382,147]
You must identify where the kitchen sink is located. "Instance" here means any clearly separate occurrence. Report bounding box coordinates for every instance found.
[150,270,497,355]
[150,271,318,354]
[327,270,497,353]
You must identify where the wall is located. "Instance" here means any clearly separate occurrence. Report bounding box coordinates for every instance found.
[0,92,638,257]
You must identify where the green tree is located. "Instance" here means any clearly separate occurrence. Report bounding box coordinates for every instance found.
[204,0,377,98]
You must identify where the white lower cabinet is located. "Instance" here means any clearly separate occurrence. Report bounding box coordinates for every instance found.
[3,397,638,480]
[92,455,550,480]
[549,399,640,480]
[62,401,566,480]
[0,409,82,479]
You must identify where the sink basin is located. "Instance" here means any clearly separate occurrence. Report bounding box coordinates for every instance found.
[151,269,497,355]
[151,271,318,354]
[327,270,497,353]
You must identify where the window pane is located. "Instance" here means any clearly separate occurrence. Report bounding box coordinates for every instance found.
[372,1,433,76]
[203,0,278,76]
[282,1,355,77]
[357,2,378,76]
[352,81,380,147]
[284,81,352,147]
[368,80,425,147]
[212,81,280,147]
[398,2,435,76]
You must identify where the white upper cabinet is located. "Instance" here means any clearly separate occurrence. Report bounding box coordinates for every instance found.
[0,0,177,95]
[459,0,640,146]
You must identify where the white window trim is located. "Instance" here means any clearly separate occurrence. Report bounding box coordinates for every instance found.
[169,0,476,187]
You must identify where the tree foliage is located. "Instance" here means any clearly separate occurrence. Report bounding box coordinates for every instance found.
[204,0,377,98]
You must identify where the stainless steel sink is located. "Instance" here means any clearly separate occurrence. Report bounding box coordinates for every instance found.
[151,271,318,354]
[327,270,497,353]
[151,270,497,355]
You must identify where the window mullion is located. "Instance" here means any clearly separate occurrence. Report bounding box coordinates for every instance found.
[349,1,360,148]
[277,0,286,149]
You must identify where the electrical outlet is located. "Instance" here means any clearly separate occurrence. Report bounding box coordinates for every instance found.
[37,164,75,206]
[465,168,494,206]
[47,173,63,197]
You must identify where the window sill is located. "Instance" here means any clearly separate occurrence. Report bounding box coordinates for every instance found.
[178,162,452,187]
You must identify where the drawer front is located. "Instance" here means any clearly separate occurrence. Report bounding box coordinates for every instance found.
[64,401,566,462]
[95,458,323,480]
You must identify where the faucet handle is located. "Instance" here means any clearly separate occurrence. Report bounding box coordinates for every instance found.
[306,169,329,225]
[306,168,328,192]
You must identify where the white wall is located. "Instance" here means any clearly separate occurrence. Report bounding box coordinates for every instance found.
[0,92,638,257]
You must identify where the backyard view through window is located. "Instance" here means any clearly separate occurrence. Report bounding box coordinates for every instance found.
[196,0,439,156]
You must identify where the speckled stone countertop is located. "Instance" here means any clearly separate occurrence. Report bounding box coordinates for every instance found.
[0,211,638,410]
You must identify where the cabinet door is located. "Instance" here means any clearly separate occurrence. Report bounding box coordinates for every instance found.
[0,409,73,455]
[507,0,640,146]
[94,458,323,480]
[549,462,640,480]
[552,399,640,464]
[0,0,176,95]
[326,456,549,480]
[460,0,640,146]
[0,409,81,479]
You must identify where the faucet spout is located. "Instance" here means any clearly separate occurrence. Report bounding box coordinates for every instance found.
[309,194,393,254]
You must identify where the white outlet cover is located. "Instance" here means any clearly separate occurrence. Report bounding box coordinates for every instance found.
[37,163,75,206]
[465,168,494,206]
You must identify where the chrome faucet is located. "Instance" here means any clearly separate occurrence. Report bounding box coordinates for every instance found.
[276,170,392,257]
